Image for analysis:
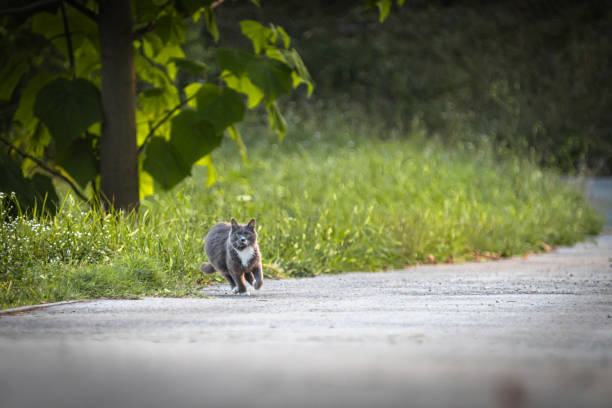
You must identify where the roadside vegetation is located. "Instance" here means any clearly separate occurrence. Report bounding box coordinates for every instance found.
[0,108,602,309]
[1,1,607,310]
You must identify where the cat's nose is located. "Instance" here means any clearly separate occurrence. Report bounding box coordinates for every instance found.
[240,238,247,244]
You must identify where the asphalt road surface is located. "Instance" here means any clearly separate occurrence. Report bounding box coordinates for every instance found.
[0,179,611,408]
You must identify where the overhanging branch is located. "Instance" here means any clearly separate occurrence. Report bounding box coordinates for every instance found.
[0,0,58,15]
[65,0,98,22]
[59,1,75,77]
[0,134,91,205]
[0,0,98,21]
[137,95,196,155]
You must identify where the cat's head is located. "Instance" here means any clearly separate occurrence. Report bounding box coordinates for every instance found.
[230,218,257,250]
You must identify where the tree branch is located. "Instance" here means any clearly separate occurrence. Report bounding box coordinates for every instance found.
[133,0,225,38]
[59,1,76,77]
[48,30,85,42]
[0,0,58,15]
[133,22,155,39]
[65,0,99,22]
[137,95,196,154]
[0,135,91,205]
[132,0,173,38]
[0,0,99,21]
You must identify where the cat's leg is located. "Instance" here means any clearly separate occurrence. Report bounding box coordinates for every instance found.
[251,265,263,290]
[221,272,237,293]
[244,271,255,287]
[232,272,249,295]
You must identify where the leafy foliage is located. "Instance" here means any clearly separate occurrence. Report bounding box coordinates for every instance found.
[245,0,610,173]
[142,136,190,190]
[0,155,58,217]
[194,84,245,133]
[366,0,405,23]
[169,109,219,165]
[33,78,102,152]
[0,0,314,208]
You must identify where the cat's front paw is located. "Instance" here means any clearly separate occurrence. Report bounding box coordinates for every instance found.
[231,287,239,294]
[238,291,250,296]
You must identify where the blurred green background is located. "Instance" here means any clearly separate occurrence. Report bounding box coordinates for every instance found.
[181,0,611,173]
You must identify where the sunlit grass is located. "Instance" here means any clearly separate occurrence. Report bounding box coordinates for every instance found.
[0,120,602,309]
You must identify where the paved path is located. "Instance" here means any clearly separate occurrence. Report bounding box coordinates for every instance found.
[1,178,611,408]
[1,233,611,408]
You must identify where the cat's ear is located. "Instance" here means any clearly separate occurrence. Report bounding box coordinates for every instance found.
[230,218,238,229]
[247,218,256,230]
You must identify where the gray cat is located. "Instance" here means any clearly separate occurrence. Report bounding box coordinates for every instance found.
[200,218,263,295]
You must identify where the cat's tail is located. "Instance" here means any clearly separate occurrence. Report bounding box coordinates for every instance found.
[200,262,216,274]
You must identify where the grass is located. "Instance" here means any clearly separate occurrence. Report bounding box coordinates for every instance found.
[0,115,602,309]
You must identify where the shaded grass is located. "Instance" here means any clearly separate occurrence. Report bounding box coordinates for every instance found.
[0,124,602,309]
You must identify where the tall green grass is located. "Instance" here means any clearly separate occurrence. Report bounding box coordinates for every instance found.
[0,121,602,309]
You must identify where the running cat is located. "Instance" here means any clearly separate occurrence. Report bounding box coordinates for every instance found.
[200,218,263,295]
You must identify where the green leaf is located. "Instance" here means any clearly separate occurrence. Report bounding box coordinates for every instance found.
[133,0,162,25]
[154,13,186,44]
[170,109,221,166]
[240,20,276,54]
[73,38,101,79]
[247,58,293,102]
[0,54,28,100]
[266,101,286,140]
[227,125,247,163]
[376,0,392,22]
[143,136,190,190]
[32,8,98,59]
[183,83,202,108]
[142,32,164,59]
[13,72,55,128]
[217,48,256,76]
[56,137,99,189]
[31,11,63,39]
[0,152,58,215]
[170,58,208,76]
[135,53,170,87]
[275,25,291,49]
[34,78,102,152]
[217,48,265,107]
[138,157,154,200]
[19,122,52,175]
[139,170,155,200]
[153,14,173,43]
[279,49,314,96]
[136,109,150,146]
[202,6,219,43]
[222,72,264,108]
[195,84,245,133]
[195,154,216,187]
[151,44,185,66]
[139,85,180,120]
[217,48,293,104]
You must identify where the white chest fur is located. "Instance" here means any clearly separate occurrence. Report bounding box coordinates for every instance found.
[234,245,255,267]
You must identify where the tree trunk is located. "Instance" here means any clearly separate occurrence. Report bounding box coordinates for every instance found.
[98,0,139,211]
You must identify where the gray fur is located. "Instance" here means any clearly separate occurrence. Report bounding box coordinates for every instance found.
[201,218,263,294]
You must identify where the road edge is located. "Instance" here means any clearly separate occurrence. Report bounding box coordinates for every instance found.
[0,300,85,316]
